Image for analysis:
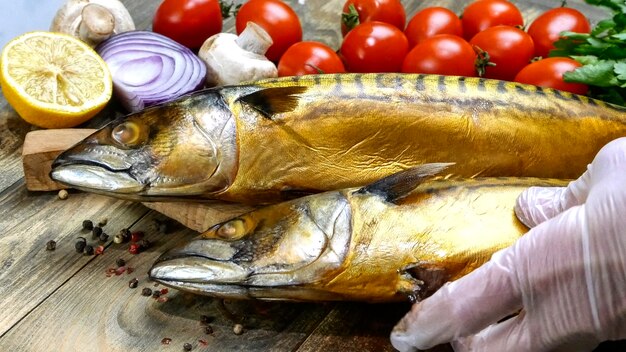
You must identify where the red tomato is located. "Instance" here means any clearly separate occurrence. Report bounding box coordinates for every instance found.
[470,25,535,81]
[341,0,406,35]
[236,0,303,62]
[152,0,222,50]
[340,21,409,73]
[278,42,346,76]
[402,35,476,76]
[514,57,588,95]
[404,7,463,48]
[527,7,591,58]
[462,0,524,40]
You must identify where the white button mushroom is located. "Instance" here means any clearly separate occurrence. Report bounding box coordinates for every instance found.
[50,0,135,47]
[199,22,278,87]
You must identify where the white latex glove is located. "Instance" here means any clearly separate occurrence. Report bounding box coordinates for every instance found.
[390,137,626,352]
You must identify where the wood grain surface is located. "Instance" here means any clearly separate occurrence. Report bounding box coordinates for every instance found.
[0,1,623,352]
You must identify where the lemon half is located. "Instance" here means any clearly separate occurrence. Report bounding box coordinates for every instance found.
[0,31,112,129]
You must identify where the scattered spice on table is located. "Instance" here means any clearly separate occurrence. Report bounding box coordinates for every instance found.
[161,337,172,345]
[129,243,141,254]
[99,232,109,242]
[198,339,208,346]
[157,296,169,303]
[183,342,193,351]
[92,226,103,239]
[200,315,213,325]
[84,245,94,255]
[95,245,105,255]
[129,278,138,289]
[138,239,151,250]
[98,218,108,227]
[142,288,153,296]
[204,325,214,335]
[152,290,162,299]
[130,231,144,243]
[58,189,69,200]
[82,220,94,231]
[233,324,244,335]
[160,288,169,295]
[46,240,56,251]
[116,258,126,267]
[126,266,134,274]
[75,237,87,253]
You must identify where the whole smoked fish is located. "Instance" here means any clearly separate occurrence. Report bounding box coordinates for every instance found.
[149,164,568,302]
[51,74,626,203]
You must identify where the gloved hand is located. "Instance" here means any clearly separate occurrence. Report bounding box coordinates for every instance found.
[390,137,626,352]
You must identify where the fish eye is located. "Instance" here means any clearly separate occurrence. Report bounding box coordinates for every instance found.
[216,219,247,240]
[111,121,147,148]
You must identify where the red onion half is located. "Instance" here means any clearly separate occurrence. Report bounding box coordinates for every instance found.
[96,31,206,112]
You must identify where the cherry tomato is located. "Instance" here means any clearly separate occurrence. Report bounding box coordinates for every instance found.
[527,7,591,58]
[402,35,476,76]
[278,42,346,76]
[236,0,303,62]
[341,0,406,36]
[404,7,463,48]
[470,25,535,81]
[514,57,588,95]
[340,21,409,73]
[152,0,222,50]
[462,0,524,40]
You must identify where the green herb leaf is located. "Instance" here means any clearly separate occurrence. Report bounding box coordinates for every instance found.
[564,60,621,87]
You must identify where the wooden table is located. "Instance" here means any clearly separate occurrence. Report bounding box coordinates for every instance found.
[0,0,623,351]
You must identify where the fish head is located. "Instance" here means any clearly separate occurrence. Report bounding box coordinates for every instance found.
[149,191,353,300]
[50,90,237,200]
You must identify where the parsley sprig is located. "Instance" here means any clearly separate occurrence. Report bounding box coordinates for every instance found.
[552,0,626,105]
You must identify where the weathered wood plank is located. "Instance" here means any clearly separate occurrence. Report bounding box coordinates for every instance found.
[0,184,147,336]
[0,211,334,351]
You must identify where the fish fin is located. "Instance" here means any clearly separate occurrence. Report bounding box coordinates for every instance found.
[356,163,454,203]
[238,86,308,119]
[398,262,452,302]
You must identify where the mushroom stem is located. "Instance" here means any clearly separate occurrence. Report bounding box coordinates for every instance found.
[78,3,116,43]
[235,22,273,56]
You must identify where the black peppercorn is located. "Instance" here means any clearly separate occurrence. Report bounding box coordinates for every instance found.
[84,245,94,255]
[99,232,109,242]
[138,239,151,250]
[204,325,214,334]
[129,278,138,289]
[141,288,152,296]
[46,240,56,251]
[116,258,126,267]
[75,237,87,253]
[152,290,161,298]
[92,226,103,238]
[200,315,212,324]
[183,342,193,351]
[82,220,93,231]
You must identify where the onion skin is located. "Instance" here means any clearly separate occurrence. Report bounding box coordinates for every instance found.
[96,31,206,112]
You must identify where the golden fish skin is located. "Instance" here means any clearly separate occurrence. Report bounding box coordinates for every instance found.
[149,174,569,302]
[52,74,626,203]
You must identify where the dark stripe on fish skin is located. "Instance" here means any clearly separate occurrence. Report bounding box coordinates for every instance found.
[457,77,467,93]
[514,84,531,95]
[535,86,547,96]
[569,93,582,103]
[354,74,367,99]
[415,75,426,91]
[375,74,386,89]
[437,75,446,92]
[477,78,487,92]
[313,75,321,86]
[331,74,344,96]
[496,80,507,94]
[551,89,571,101]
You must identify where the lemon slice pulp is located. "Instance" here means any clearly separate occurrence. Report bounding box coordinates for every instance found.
[0,31,112,128]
